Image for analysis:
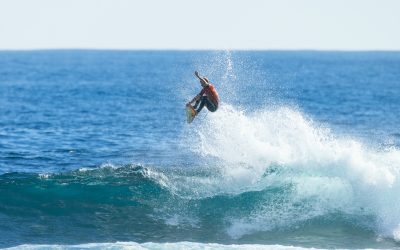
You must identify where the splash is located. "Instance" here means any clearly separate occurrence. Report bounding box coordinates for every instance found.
[185,104,400,240]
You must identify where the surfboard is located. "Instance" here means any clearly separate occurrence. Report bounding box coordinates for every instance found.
[186,105,196,124]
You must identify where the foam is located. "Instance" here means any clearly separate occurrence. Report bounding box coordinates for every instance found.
[4,241,374,250]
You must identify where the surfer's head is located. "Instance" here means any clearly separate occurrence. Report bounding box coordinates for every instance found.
[200,77,209,87]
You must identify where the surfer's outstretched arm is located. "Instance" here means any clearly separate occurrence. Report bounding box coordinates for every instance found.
[187,71,206,106]
[195,71,202,80]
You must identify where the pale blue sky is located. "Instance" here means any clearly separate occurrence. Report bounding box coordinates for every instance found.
[0,0,399,50]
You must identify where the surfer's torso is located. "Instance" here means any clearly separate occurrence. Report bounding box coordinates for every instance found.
[199,84,219,107]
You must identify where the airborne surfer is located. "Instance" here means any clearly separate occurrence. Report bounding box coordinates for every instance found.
[186,71,220,118]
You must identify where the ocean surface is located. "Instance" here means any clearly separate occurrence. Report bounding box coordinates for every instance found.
[0,50,400,249]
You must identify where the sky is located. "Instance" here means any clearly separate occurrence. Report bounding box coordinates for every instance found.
[0,0,399,50]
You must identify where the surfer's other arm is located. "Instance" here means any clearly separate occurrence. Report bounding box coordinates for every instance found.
[187,94,201,106]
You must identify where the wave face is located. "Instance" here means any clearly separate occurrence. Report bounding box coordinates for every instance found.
[1,106,400,249]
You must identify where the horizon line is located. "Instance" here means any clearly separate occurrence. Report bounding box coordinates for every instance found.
[1,48,400,52]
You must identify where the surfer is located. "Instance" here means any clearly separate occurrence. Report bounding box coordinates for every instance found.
[186,71,219,116]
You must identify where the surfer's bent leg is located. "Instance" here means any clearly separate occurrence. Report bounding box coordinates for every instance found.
[196,96,208,113]
[196,96,217,113]
[193,99,201,109]
[206,101,217,112]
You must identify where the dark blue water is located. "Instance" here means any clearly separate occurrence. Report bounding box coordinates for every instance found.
[0,51,400,249]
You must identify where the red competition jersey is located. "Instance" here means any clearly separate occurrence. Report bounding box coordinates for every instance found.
[199,84,219,106]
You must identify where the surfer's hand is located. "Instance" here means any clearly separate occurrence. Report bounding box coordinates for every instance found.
[195,71,200,77]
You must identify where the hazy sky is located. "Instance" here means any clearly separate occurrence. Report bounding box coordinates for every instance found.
[0,0,399,50]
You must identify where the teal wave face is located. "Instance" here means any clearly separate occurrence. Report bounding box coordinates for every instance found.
[1,165,398,249]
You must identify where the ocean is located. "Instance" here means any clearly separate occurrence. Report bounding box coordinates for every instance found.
[0,50,399,249]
